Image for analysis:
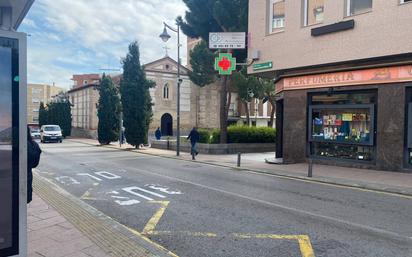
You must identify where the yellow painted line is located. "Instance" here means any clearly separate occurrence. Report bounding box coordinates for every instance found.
[142,201,170,234]
[80,188,97,200]
[146,230,218,238]
[125,225,180,257]
[297,235,316,257]
[233,233,316,257]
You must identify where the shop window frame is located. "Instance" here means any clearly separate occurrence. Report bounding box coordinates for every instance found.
[405,88,412,168]
[308,104,375,146]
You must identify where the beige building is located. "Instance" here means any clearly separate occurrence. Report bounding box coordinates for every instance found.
[248,0,412,171]
[67,74,101,138]
[27,83,65,126]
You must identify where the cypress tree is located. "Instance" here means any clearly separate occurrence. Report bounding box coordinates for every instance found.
[38,102,48,127]
[97,74,121,145]
[120,41,153,147]
[46,97,72,137]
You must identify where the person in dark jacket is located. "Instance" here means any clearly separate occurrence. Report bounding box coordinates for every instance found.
[187,127,200,160]
[27,127,41,203]
[155,127,162,140]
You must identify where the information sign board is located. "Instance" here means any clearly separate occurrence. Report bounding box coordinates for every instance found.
[209,32,246,49]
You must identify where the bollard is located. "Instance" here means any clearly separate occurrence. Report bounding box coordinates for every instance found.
[237,152,242,167]
[308,158,313,177]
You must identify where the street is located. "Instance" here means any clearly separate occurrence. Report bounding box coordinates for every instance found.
[35,140,412,257]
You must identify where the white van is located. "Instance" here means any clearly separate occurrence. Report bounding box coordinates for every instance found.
[40,125,63,143]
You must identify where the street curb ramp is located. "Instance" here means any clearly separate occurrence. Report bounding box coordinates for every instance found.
[33,173,178,257]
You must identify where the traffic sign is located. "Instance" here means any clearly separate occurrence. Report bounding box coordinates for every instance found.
[209,32,246,49]
[215,53,236,75]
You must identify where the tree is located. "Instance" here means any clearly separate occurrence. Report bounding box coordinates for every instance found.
[46,97,72,137]
[232,68,260,126]
[38,102,48,127]
[120,41,153,147]
[178,0,248,143]
[97,74,121,145]
[259,78,277,127]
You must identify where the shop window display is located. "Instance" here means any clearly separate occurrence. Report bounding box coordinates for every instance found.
[308,104,375,161]
[311,108,372,145]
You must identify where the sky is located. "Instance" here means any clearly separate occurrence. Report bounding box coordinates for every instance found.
[19,0,188,90]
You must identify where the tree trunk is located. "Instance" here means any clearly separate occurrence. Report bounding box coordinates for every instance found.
[219,76,229,144]
[268,100,276,127]
[243,101,250,126]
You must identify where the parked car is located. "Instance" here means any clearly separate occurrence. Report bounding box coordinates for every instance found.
[40,125,63,143]
[30,128,41,139]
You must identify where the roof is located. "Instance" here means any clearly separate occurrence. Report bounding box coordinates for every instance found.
[67,84,98,94]
[143,56,190,74]
[0,0,35,30]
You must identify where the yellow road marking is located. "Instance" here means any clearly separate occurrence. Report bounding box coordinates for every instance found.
[146,230,218,237]
[233,233,315,257]
[125,226,180,257]
[80,188,97,200]
[142,201,170,234]
[297,235,316,257]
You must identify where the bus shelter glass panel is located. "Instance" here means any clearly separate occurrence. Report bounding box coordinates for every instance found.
[0,39,19,256]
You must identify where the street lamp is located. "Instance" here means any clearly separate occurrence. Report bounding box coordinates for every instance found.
[159,22,181,156]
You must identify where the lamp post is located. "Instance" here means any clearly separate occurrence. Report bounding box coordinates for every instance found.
[160,22,181,156]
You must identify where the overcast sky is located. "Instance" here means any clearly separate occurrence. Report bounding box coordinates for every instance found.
[19,0,188,89]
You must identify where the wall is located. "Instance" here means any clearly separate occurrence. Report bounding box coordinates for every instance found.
[248,0,412,74]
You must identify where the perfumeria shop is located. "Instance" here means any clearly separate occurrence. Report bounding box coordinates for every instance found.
[275,65,412,172]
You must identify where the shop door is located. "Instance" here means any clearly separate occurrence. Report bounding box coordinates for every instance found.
[275,100,284,158]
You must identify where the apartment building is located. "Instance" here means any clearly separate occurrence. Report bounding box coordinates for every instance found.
[248,0,412,171]
[27,83,65,126]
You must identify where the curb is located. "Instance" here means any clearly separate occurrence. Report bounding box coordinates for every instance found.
[33,173,179,257]
[69,139,412,198]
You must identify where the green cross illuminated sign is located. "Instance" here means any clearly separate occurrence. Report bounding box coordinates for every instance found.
[215,53,236,75]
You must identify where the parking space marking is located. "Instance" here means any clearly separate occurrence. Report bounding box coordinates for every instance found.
[95,171,121,179]
[143,201,170,234]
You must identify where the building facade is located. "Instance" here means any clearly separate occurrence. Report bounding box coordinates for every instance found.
[67,74,101,138]
[27,83,65,126]
[249,0,412,171]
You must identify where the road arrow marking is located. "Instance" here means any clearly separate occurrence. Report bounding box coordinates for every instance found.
[143,201,170,234]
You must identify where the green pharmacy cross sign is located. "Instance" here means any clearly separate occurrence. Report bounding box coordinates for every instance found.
[215,53,236,75]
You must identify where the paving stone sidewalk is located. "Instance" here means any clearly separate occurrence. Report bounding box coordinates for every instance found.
[71,138,412,196]
[28,193,111,257]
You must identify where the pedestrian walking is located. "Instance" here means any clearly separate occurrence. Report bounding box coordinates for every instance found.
[187,127,200,160]
[155,127,162,140]
[27,127,41,203]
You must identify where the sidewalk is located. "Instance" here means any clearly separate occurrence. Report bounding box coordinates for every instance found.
[72,138,412,196]
[29,174,178,257]
[28,193,111,257]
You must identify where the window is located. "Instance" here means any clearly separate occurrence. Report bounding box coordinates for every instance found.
[346,0,372,16]
[163,83,169,99]
[304,0,324,26]
[32,108,39,113]
[269,0,285,33]
[32,117,39,122]
[83,80,88,85]
[32,98,40,103]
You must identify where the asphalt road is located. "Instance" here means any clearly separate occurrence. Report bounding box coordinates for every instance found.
[36,140,412,257]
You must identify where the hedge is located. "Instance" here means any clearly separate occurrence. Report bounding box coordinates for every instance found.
[197,125,276,144]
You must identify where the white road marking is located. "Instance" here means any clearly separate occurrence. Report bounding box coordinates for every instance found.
[95,171,121,179]
[145,184,183,195]
[127,186,166,198]
[123,187,156,201]
[114,199,140,206]
[77,173,102,181]
[55,176,80,185]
